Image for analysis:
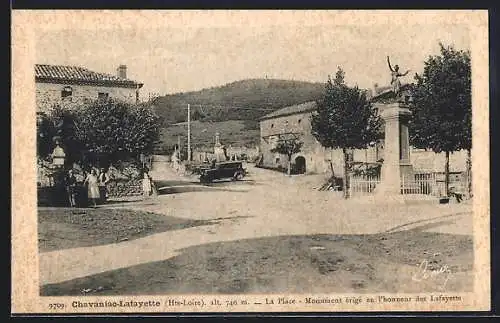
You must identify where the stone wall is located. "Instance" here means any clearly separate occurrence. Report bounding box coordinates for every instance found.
[107,179,143,198]
[36,82,138,113]
[411,149,467,173]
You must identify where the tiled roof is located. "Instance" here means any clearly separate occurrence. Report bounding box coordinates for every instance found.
[260,101,317,120]
[35,64,143,88]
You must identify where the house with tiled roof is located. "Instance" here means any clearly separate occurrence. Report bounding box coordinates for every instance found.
[35,64,143,113]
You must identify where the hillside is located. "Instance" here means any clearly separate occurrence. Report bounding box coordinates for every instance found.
[152,79,325,126]
[151,78,326,151]
[159,120,260,153]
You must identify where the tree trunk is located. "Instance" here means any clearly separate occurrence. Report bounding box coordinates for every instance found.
[467,149,472,198]
[444,151,450,197]
[343,148,349,199]
[287,155,291,176]
[329,161,335,177]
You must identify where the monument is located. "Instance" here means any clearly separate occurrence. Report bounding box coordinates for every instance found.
[213,132,227,162]
[51,138,66,167]
[372,57,414,196]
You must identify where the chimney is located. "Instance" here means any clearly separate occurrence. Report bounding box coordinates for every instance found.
[117,65,127,79]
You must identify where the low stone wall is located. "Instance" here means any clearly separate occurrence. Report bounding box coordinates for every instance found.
[107,179,143,198]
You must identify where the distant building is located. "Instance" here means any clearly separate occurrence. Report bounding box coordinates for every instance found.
[35,64,143,113]
[259,100,467,176]
[259,101,352,175]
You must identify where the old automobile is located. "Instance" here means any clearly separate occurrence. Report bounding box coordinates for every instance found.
[199,161,246,183]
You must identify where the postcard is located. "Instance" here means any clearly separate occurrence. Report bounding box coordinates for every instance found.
[11,9,490,313]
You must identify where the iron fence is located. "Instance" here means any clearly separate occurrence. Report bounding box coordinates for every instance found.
[348,171,469,198]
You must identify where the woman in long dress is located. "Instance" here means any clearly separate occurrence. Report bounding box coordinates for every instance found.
[84,169,100,207]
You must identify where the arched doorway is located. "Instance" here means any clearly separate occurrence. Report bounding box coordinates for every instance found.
[294,156,306,174]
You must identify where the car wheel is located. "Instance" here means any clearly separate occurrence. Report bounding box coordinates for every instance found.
[235,172,244,180]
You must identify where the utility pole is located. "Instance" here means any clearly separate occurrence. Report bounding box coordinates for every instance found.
[187,103,191,161]
[177,135,181,160]
[135,84,140,104]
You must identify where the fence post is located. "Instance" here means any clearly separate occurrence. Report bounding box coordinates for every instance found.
[347,173,351,198]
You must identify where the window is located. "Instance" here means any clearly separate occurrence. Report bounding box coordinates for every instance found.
[61,86,72,99]
[98,92,109,101]
[298,119,302,124]
[271,123,274,129]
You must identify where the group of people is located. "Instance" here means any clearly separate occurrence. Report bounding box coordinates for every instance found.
[65,167,110,208]
[64,166,157,208]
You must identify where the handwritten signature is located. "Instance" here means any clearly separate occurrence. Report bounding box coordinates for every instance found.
[411,259,452,290]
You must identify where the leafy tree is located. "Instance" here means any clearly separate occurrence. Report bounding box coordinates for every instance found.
[190,109,204,121]
[36,105,83,166]
[270,135,303,176]
[311,67,382,198]
[48,105,84,167]
[36,112,56,158]
[75,100,161,165]
[409,43,471,196]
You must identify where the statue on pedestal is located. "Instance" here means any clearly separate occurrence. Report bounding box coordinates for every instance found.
[214,132,227,162]
[51,138,66,167]
[387,56,410,97]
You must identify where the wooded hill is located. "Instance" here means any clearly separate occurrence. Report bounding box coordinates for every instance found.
[151,78,326,151]
[152,79,325,127]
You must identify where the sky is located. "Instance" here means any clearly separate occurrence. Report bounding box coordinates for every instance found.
[35,14,470,99]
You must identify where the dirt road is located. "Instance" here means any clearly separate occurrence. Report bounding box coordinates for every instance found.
[39,164,473,295]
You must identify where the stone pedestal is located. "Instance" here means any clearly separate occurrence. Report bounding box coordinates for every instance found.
[374,102,414,196]
[214,132,226,162]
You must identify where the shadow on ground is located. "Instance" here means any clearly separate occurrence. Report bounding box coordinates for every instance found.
[38,208,236,252]
[153,180,252,195]
[100,199,142,206]
[41,225,473,296]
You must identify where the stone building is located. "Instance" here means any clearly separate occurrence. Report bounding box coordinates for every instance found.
[259,100,467,177]
[35,64,143,113]
[259,101,367,176]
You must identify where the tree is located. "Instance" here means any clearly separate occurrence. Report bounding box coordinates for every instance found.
[270,135,303,176]
[74,100,161,165]
[48,105,84,167]
[409,43,471,197]
[311,67,382,198]
[36,112,56,158]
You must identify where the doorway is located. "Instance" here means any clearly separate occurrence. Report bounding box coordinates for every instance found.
[294,156,306,174]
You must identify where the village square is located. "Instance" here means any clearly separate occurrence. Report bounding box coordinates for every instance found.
[34,22,474,296]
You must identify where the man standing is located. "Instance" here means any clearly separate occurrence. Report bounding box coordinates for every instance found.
[98,167,110,203]
[65,169,77,207]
